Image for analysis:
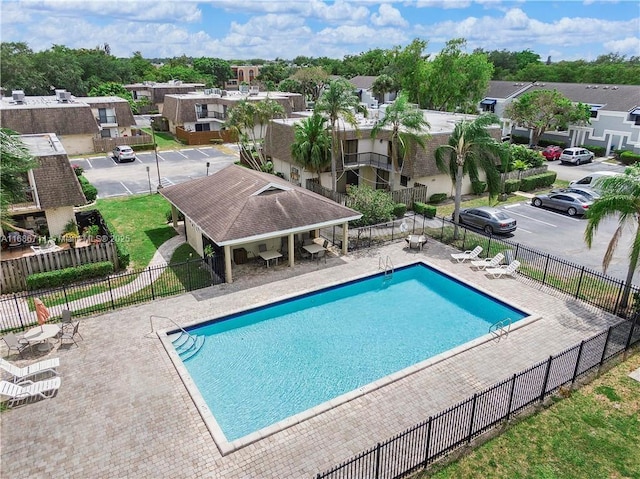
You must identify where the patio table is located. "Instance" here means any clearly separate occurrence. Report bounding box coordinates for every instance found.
[23,324,60,352]
[303,243,325,260]
[259,250,283,267]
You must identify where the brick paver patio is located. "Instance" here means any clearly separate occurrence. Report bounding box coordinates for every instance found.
[0,239,621,478]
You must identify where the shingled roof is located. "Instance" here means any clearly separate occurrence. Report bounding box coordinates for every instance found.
[159,165,361,245]
[21,134,87,208]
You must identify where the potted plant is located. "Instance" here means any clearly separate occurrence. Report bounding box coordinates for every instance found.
[83,224,100,242]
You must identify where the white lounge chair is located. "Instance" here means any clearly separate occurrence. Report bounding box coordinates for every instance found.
[450,245,483,263]
[0,357,60,383]
[486,260,521,279]
[0,377,61,407]
[471,252,505,270]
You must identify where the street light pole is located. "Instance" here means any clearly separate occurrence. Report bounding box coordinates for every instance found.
[146,166,152,195]
[150,123,162,189]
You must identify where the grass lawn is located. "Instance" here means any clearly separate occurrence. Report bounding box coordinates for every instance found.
[140,128,184,149]
[96,193,177,269]
[417,352,640,479]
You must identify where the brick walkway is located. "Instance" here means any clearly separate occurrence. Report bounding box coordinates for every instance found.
[0,239,621,478]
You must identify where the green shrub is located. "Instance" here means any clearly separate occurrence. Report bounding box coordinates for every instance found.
[78,175,97,202]
[579,144,606,157]
[72,164,84,176]
[114,240,130,269]
[165,209,185,223]
[612,149,628,160]
[471,180,486,195]
[503,179,521,194]
[519,171,557,191]
[423,204,436,218]
[346,184,395,227]
[130,143,156,152]
[210,138,224,145]
[26,261,114,290]
[429,193,448,204]
[620,151,640,165]
[393,203,407,218]
[538,139,567,148]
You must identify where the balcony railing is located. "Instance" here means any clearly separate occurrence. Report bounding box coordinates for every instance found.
[196,111,226,121]
[96,115,117,125]
[343,152,393,171]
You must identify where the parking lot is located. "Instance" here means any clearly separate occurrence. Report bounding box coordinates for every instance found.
[75,145,238,197]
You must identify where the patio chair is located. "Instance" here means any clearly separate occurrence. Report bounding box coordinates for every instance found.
[450,245,483,263]
[60,309,73,333]
[2,333,31,358]
[59,322,82,347]
[0,377,61,407]
[486,260,521,279]
[470,252,505,271]
[322,239,329,249]
[315,249,326,264]
[299,246,311,260]
[0,357,60,383]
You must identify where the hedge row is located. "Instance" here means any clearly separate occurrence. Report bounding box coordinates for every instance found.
[26,261,114,290]
[414,201,436,218]
[78,175,97,202]
[131,143,156,152]
[620,151,640,165]
[393,203,407,218]
[518,171,557,192]
[538,138,567,148]
[504,179,521,194]
[579,144,606,157]
[429,193,447,204]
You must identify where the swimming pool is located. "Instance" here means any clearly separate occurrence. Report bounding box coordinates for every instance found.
[164,261,531,453]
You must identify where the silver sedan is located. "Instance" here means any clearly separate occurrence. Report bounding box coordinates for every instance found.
[531,192,594,216]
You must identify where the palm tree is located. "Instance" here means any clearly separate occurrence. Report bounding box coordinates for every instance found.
[584,164,640,314]
[315,78,362,191]
[224,98,285,171]
[434,114,505,238]
[371,74,396,105]
[370,93,430,190]
[290,113,331,179]
[0,129,37,228]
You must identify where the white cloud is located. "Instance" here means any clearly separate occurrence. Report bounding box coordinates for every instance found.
[415,1,472,9]
[604,36,640,56]
[371,4,408,27]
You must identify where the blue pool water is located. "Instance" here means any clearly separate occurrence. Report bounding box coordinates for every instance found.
[178,263,527,442]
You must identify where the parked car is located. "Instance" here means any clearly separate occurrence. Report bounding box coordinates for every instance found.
[551,187,601,201]
[541,145,563,161]
[457,206,517,235]
[569,171,618,190]
[531,192,593,216]
[559,147,594,165]
[112,146,136,163]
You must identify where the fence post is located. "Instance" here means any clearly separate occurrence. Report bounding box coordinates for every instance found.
[422,417,433,467]
[625,313,639,351]
[374,442,381,479]
[572,341,585,385]
[467,394,478,443]
[62,284,69,308]
[187,260,193,291]
[148,267,156,300]
[541,254,550,286]
[575,266,585,299]
[13,293,25,329]
[613,282,624,316]
[506,373,516,419]
[539,356,553,403]
[599,327,613,366]
[107,275,116,310]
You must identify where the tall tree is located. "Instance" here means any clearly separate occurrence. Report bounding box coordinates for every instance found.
[584,165,640,314]
[291,66,329,102]
[422,38,493,112]
[290,113,331,179]
[315,78,363,191]
[435,114,505,238]
[371,74,397,104]
[385,38,429,106]
[0,129,38,227]
[224,99,285,171]
[505,89,591,146]
[370,93,430,189]
[88,82,138,112]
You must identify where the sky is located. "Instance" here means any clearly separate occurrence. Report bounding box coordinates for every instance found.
[0,0,639,62]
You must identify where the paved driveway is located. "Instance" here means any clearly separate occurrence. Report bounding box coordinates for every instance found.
[74,145,238,198]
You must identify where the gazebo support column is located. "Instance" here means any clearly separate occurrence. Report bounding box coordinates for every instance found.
[342,222,349,255]
[288,233,295,267]
[171,205,179,227]
[224,244,233,283]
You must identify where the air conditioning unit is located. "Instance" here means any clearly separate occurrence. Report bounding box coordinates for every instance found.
[204,89,213,95]
[249,86,259,96]
[212,88,222,96]
[55,89,72,102]
[221,90,228,97]
[239,85,250,94]
[12,90,25,103]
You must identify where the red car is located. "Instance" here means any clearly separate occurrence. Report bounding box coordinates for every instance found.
[541,145,563,161]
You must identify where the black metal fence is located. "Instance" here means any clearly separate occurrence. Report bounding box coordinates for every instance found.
[316,317,640,479]
[0,256,225,332]
[321,213,639,318]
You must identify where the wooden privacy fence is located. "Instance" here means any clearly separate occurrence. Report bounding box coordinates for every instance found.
[0,242,118,293]
[175,127,238,145]
[92,134,154,153]
[306,181,428,209]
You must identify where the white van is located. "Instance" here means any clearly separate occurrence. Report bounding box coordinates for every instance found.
[569,171,618,189]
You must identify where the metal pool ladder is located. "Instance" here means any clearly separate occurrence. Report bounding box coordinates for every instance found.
[489,317,512,342]
[379,255,394,279]
[149,315,205,361]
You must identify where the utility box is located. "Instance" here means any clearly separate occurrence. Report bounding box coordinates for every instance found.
[233,247,247,265]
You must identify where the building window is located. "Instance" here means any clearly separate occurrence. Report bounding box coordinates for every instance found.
[195,123,211,132]
[400,175,409,187]
[480,98,496,113]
